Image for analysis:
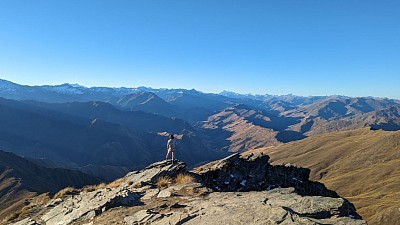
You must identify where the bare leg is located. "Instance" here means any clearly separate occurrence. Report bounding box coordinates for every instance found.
[166,150,170,160]
[172,152,175,161]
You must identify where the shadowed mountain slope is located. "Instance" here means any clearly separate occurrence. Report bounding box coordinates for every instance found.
[23,100,191,134]
[0,98,224,173]
[258,128,400,225]
[108,91,178,117]
[2,79,399,129]
[0,150,100,220]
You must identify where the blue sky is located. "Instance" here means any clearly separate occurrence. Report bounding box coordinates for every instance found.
[0,1,399,98]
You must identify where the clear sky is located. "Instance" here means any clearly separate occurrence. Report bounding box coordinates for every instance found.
[0,1,399,98]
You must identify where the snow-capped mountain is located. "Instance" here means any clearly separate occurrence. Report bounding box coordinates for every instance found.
[0,79,213,104]
[0,79,20,92]
[42,83,86,95]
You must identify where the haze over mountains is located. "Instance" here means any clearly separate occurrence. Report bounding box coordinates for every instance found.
[1,79,400,224]
[1,78,400,173]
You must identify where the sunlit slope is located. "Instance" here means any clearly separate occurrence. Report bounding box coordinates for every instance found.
[261,128,400,225]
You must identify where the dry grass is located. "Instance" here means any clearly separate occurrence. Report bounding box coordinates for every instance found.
[107,178,124,188]
[156,174,195,189]
[16,205,31,220]
[31,193,51,205]
[157,176,172,188]
[82,179,125,192]
[3,193,51,223]
[4,212,19,223]
[83,183,106,192]
[53,187,77,199]
[132,183,142,188]
[265,128,400,225]
[175,173,195,185]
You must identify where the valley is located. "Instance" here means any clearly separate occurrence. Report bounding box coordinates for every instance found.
[0,79,399,224]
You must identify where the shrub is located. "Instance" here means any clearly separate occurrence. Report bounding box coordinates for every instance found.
[53,187,76,199]
[175,173,195,185]
[157,176,172,188]
[17,205,31,219]
[31,193,51,205]
[106,178,123,188]
[82,183,106,192]
[4,212,19,222]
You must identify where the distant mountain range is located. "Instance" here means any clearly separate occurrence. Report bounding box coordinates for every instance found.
[0,97,222,172]
[1,79,399,224]
[0,78,400,180]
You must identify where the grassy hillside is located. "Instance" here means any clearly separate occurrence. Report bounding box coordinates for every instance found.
[0,150,100,221]
[256,128,400,225]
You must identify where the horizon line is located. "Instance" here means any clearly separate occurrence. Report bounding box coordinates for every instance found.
[0,78,397,100]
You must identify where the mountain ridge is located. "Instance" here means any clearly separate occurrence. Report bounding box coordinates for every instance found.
[0,79,398,224]
[0,97,224,176]
[261,128,400,225]
[0,150,100,220]
[2,79,398,102]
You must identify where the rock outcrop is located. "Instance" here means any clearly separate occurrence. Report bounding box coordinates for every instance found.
[195,153,339,197]
[11,155,366,225]
[125,188,364,225]
[40,188,139,225]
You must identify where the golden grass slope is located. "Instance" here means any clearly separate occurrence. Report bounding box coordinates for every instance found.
[260,128,400,225]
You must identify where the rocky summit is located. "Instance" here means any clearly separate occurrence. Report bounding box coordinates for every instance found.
[12,154,366,225]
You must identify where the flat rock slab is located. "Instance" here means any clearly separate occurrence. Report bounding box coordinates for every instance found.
[125,160,186,187]
[157,189,172,198]
[33,160,186,225]
[142,188,160,200]
[125,188,367,225]
[13,217,40,225]
[41,188,139,225]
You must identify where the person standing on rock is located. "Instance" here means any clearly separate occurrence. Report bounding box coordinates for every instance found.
[166,134,177,162]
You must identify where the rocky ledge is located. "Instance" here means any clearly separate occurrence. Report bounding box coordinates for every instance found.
[12,153,367,225]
